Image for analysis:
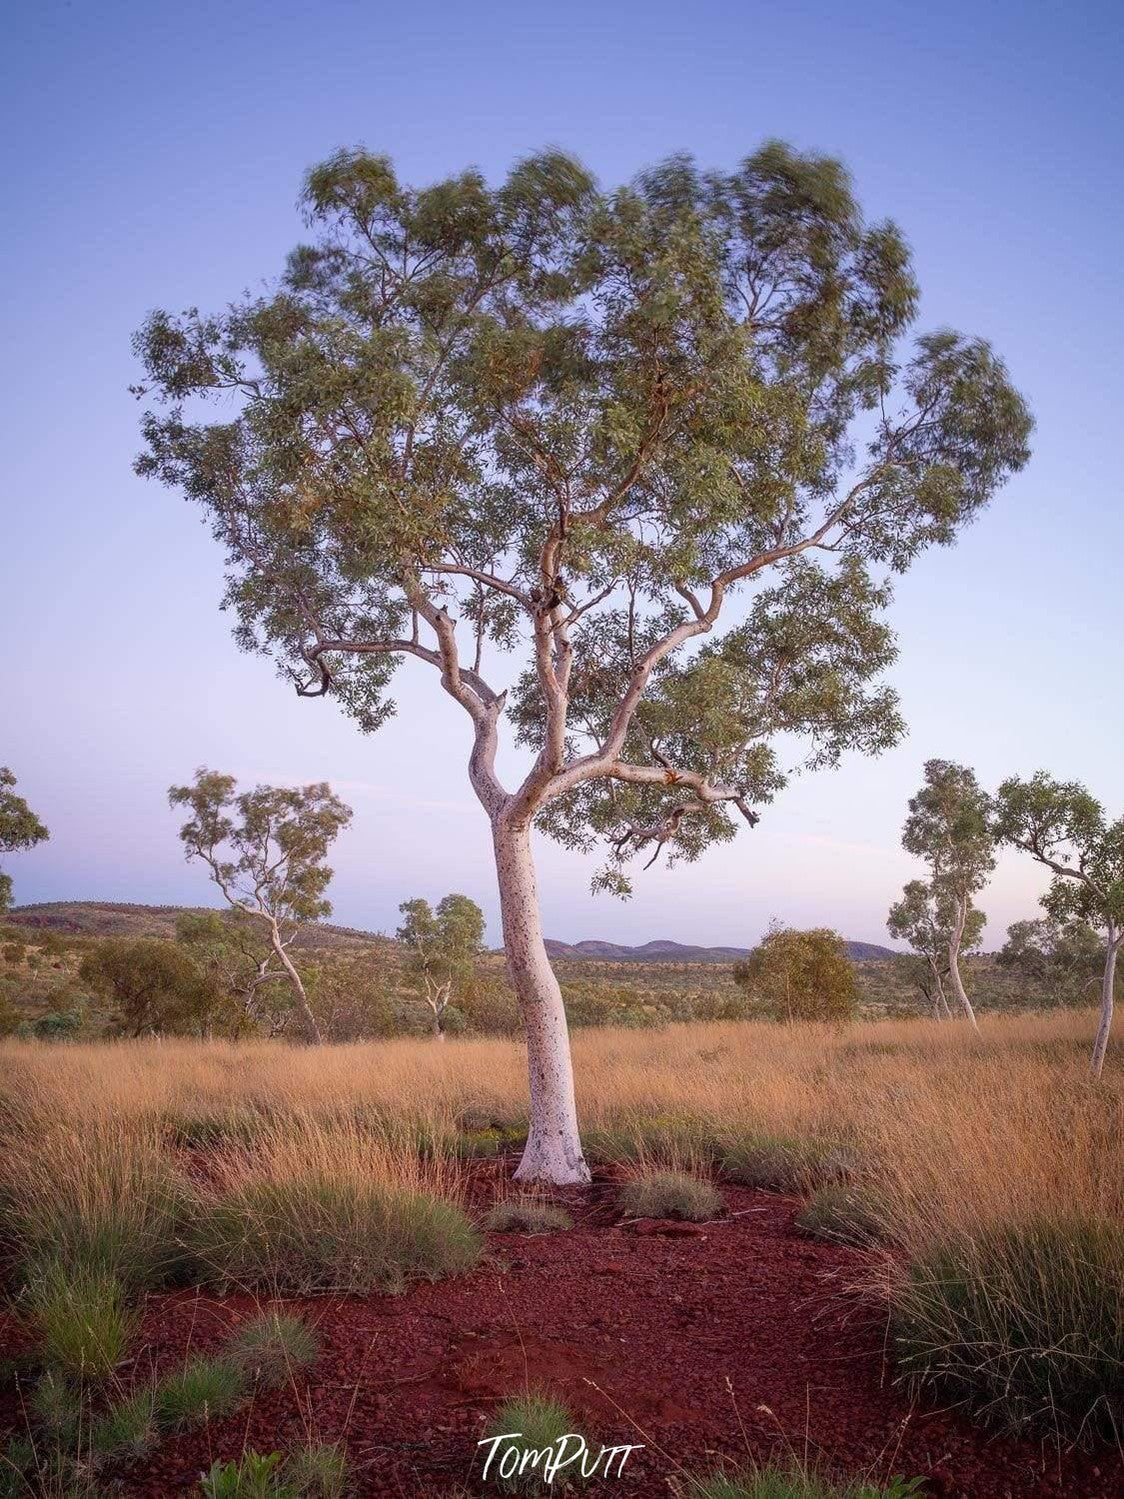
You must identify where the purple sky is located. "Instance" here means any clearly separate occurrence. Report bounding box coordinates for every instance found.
[3,0,1122,947]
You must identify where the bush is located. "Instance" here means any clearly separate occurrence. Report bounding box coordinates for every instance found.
[891,1217,1124,1438]
[79,937,213,1037]
[795,1186,885,1246]
[228,1312,319,1388]
[154,1356,245,1430]
[733,924,858,1023]
[191,1179,481,1296]
[720,1134,855,1193]
[619,1169,722,1222]
[31,1008,84,1040]
[27,1261,137,1379]
[485,1199,573,1234]
[482,1392,589,1493]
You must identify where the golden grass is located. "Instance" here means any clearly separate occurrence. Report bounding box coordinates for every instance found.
[1,1009,1120,1237]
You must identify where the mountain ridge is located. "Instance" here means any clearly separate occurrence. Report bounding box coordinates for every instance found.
[7,902,896,963]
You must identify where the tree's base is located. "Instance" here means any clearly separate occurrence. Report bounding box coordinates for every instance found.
[513,1132,591,1186]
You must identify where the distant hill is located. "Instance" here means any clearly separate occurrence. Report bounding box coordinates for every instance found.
[8,902,895,964]
[545,936,896,963]
[6,901,382,950]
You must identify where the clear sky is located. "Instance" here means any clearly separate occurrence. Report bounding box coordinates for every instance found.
[2,0,1121,948]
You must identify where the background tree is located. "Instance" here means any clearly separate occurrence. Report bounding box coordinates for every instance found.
[994,773,1124,1076]
[997,916,1103,1005]
[900,760,994,1029]
[135,143,1031,1180]
[168,770,352,1043]
[0,768,49,914]
[733,923,858,1022]
[396,893,486,1039]
[174,910,276,1036]
[887,877,984,1020]
[79,937,216,1037]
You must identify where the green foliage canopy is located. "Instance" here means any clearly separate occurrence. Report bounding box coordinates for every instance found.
[134,143,1032,891]
[733,923,858,1022]
[0,767,49,913]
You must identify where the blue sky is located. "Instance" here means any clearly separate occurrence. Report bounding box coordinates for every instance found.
[2,0,1121,947]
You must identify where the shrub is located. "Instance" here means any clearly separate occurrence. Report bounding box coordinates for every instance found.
[482,1392,589,1493]
[228,1312,319,1388]
[191,1179,481,1296]
[154,1356,245,1430]
[891,1217,1124,1438]
[31,1009,83,1040]
[79,937,213,1037]
[720,1134,855,1193]
[732,925,858,1023]
[485,1199,573,1234]
[795,1185,885,1247]
[286,1442,351,1498]
[619,1169,722,1222]
[27,1261,137,1379]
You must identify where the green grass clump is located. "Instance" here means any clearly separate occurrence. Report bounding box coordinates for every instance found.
[89,1388,158,1459]
[482,1393,589,1493]
[190,1179,482,1296]
[228,1312,319,1388]
[154,1356,245,1430]
[583,1114,717,1167]
[684,1467,924,1498]
[619,1169,722,1222]
[795,1185,885,1247]
[485,1199,573,1234]
[891,1216,1124,1438]
[29,1370,85,1451]
[285,1442,350,1498]
[4,1126,190,1290]
[27,1261,136,1380]
[719,1134,856,1193]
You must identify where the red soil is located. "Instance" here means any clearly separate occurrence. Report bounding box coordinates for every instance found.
[3,1167,1121,1497]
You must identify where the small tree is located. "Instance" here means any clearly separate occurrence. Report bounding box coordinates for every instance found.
[135,144,1031,1179]
[168,770,352,1043]
[997,916,1103,1004]
[79,937,215,1037]
[0,768,49,914]
[899,760,994,1029]
[396,893,485,1039]
[994,773,1124,1076]
[887,877,984,1020]
[733,923,858,1022]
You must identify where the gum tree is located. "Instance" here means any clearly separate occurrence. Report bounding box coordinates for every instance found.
[994,773,1123,1076]
[887,877,984,1020]
[397,892,486,1039]
[135,144,1031,1180]
[0,767,49,913]
[899,760,995,1029]
[169,770,353,1042]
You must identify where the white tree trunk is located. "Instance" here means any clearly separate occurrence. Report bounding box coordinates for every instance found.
[269,920,322,1044]
[934,969,952,1021]
[493,814,589,1184]
[1091,931,1119,1079]
[947,901,979,1031]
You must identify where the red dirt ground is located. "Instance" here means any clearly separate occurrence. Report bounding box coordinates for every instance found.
[3,1166,1121,1497]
